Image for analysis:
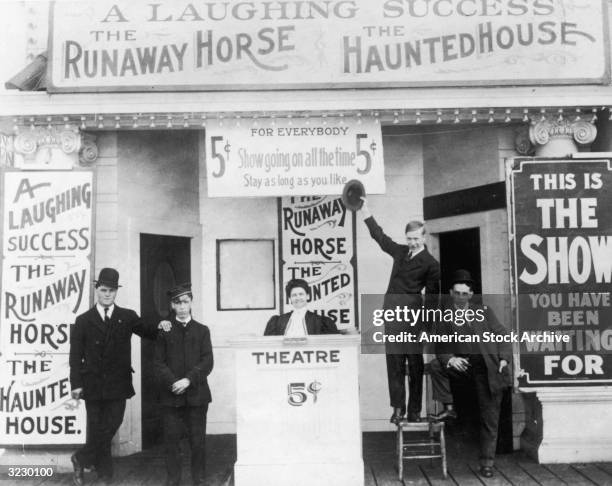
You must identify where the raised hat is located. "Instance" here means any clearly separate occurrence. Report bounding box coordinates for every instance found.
[167,283,192,300]
[341,179,365,211]
[94,268,121,288]
[450,269,475,287]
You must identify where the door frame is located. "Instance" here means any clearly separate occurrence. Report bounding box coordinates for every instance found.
[426,208,514,451]
[425,209,507,296]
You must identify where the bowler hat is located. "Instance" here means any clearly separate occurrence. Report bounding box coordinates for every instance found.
[94,268,121,288]
[450,269,475,287]
[341,179,365,211]
[167,283,192,300]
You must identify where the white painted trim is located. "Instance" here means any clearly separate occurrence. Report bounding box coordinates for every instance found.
[2,85,612,116]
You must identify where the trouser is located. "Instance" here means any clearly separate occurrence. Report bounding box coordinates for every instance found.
[429,357,503,467]
[385,353,424,415]
[75,399,126,478]
[162,404,209,486]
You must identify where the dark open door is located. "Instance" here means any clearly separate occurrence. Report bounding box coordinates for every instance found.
[439,227,482,295]
[140,234,191,449]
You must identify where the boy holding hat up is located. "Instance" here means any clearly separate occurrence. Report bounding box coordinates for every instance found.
[154,283,213,486]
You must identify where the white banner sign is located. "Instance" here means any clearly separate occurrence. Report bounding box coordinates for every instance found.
[48,0,608,91]
[0,171,92,445]
[206,117,384,197]
[279,196,356,330]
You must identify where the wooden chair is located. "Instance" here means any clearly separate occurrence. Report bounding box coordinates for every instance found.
[396,364,447,479]
[396,420,447,479]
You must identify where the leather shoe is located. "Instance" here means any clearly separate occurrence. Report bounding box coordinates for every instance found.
[390,407,404,425]
[71,453,84,486]
[406,412,421,422]
[479,466,494,478]
[428,408,457,422]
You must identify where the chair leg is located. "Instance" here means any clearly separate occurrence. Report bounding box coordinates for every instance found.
[397,425,403,480]
[440,426,447,479]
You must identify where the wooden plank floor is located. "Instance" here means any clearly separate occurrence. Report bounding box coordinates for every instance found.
[3,432,612,486]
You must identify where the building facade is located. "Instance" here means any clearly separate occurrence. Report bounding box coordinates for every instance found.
[1,0,611,468]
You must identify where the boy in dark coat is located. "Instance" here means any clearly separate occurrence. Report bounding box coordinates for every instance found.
[360,198,440,424]
[154,283,214,486]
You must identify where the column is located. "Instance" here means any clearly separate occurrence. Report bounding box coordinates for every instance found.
[515,116,612,463]
[527,116,597,156]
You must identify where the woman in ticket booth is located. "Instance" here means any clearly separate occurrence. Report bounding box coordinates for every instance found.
[264,279,339,336]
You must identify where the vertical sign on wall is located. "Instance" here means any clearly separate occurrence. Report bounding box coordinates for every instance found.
[509,158,612,386]
[279,196,357,331]
[0,171,93,444]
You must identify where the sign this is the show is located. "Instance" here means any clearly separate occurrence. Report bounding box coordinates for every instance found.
[205,117,384,197]
[510,159,612,386]
[48,0,608,91]
[280,196,357,331]
[0,172,92,444]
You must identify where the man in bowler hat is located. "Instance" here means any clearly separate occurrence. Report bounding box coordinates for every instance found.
[428,269,512,478]
[154,283,213,486]
[69,268,171,485]
[360,198,440,424]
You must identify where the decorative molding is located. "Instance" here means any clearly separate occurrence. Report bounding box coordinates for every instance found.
[14,126,80,157]
[514,126,535,156]
[79,133,98,165]
[2,107,602,130]
[529,117,597,147]
[10,127,99,169]
[0,133,15,167]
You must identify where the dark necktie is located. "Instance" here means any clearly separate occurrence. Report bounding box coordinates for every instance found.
[104,307,110,325]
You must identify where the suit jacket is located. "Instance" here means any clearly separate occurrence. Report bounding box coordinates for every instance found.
[364,216,440,310]
[69,305,158,400]
[154,317,213,407]
[435,304,512,393]
[264,310,339,336]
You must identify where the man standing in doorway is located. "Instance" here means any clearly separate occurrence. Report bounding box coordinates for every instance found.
[360,199,440,424]
[154,283,213,486]
[428,269,511,478]
[69,268,171,485]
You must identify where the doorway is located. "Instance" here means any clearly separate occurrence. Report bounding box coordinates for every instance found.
[140,234,191,449]
[439,227,481,295]
[437,227,512,454]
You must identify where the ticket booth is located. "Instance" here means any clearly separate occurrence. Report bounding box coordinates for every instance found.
[230,335,363,486]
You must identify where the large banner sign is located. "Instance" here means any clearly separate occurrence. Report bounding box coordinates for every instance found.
[206,117,384,197]
[279,196,357,331]
[509,159,612,387]
[0,171,92,444]
[48,0,608,91]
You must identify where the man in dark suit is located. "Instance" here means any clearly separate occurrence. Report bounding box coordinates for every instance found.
[264,279,339,336]
[69,268,171,485]
[360,199,440,424]
[154,283,213,486]
[428,269,512,479]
